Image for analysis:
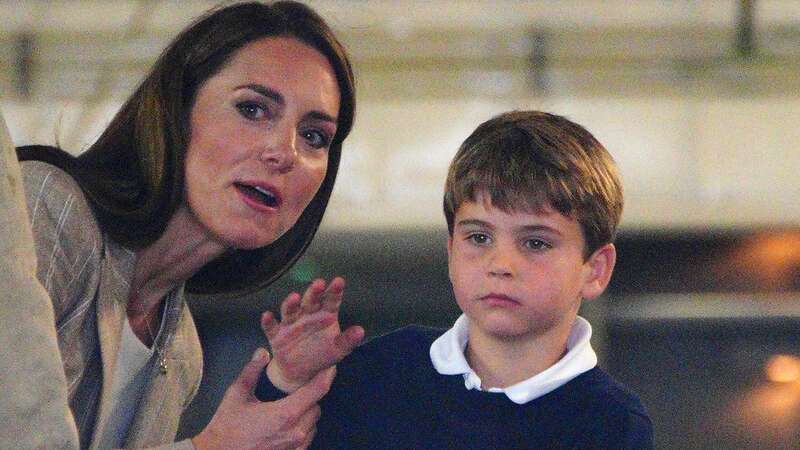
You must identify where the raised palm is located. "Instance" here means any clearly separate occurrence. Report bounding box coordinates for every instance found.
[261,277,364,392]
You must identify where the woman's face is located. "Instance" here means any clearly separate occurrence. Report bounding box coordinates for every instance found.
[184,36,340,250]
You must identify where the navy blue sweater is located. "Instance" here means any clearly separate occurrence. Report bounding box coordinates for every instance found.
[256,326,653,449]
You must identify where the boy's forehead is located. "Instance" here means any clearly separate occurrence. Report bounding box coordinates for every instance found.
[455,193,574,224]
[460,190,558,217]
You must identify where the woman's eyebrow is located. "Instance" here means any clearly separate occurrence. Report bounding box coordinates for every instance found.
[236,83,337,124]
[305,110,337,125]
[237,83,284,105]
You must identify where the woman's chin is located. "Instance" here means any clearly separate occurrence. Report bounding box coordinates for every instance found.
[208,219,292,251]
[223,228,285,250]
[229,235,276,250]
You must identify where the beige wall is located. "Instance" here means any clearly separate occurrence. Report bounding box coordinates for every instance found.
[3,0,799,230]
[6,94,798,230]
[332,96,800,230]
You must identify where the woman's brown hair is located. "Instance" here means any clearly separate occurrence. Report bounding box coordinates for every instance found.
[18,1,355,295]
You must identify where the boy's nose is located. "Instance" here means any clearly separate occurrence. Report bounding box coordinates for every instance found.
[258,125,297,173]
[487,249,515,278]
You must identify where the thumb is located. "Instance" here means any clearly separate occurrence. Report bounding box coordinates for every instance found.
[232,347,271,398]
[283,366,336,409]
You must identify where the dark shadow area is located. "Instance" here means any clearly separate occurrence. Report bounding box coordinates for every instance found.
[607,318,800,449]
[610,227,800,295]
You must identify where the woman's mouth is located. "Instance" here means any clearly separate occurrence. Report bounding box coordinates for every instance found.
[235,182,281,210]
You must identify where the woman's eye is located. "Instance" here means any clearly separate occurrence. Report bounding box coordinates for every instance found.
[523,239,550,250]
[466,233,491,245]
[236,102,267,120]
[301,129,331,150]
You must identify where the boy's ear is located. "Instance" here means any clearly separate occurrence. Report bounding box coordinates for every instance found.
[446,235,454,280]
[580,243,616,301]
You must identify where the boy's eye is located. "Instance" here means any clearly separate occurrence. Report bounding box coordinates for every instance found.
[236,102,267,120]
[523,239,550,251]
[301,128,331,150]
[466,233,491,245]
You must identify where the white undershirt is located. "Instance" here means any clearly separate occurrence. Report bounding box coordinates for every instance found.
[429,314,597,404]
[95,314,164,448]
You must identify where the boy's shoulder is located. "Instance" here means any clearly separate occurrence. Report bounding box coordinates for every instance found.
[343,325,443,373]
[567,367,649,417]
[367,324,443,346]
[553,367,653,446]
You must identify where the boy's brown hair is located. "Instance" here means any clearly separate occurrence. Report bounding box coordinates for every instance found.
[443,110,623,257]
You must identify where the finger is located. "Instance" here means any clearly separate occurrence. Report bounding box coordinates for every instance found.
[281,292,302,324]
[321,277,345,313]
[261,311,279,341]
[232,347,271,399]
[294,406,321,449]
[278,407,319,450]
[326,325,365,363]
[300,279,326,314]
[280,367,335,410]
[296,425,316,450]
[335,325,365,354]
[297,405,320,435]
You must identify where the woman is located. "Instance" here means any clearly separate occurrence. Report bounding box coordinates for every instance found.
[2,1,355,449]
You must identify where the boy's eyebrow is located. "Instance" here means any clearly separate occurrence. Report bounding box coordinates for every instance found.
[516,224,563,237]
[455,219,493,229]
[237,83,338,125]
[456,219,563,236]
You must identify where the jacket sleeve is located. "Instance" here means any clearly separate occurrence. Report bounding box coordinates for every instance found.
[0,114,196,450]
[0,112,82,449]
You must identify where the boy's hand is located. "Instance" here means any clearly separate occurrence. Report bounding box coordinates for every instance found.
[193,348,334,450]
[262,277,365,393]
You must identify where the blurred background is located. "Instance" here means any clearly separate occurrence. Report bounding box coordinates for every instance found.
[2,0,800,448]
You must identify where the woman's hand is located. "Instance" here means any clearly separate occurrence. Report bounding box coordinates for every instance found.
[193,348,334,450]
[262,277,365,393]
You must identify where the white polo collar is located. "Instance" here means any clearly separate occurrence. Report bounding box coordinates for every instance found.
[429,314,597,404]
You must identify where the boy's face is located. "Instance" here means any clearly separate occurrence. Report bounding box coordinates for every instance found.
[447,192,615,342]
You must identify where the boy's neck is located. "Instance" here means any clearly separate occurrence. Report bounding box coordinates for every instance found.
[464,319,575,390]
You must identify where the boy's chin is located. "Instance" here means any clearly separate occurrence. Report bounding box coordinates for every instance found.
[470,311,566,342]
[472,316,541,341]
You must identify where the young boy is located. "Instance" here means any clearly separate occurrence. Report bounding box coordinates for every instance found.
[257,111,653,449]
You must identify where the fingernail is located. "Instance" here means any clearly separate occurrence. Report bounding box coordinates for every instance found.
[252,348,267,362]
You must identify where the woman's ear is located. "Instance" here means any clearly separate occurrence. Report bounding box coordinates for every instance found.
[580,243,616,300]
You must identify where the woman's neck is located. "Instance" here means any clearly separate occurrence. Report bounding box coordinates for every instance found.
[127,204,227,320]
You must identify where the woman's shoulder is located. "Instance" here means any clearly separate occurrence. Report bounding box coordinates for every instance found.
[20,160,99,232]
[21,159,83,197]
[20,160,104,313]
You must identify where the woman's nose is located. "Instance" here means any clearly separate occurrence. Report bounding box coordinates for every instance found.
[259,125,297,172]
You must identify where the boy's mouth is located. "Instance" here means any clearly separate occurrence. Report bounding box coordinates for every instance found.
[480,293,521,306]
